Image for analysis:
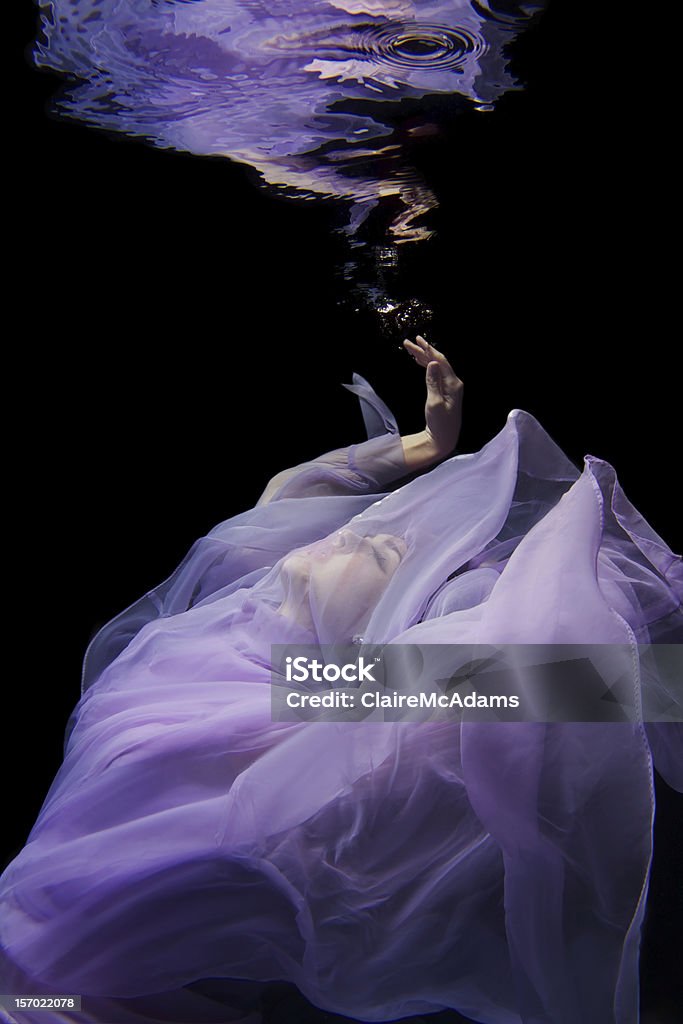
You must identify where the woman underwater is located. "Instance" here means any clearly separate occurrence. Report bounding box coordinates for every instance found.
[0,338,681,1024]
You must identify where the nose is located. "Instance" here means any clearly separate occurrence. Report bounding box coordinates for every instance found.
[333,529,356,550]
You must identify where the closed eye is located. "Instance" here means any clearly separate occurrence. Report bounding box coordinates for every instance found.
[372,548,388,572]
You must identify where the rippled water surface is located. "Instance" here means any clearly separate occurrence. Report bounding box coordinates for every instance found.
[35,2,544,239]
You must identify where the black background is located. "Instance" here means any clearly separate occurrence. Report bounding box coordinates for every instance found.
[8,1,682,1020]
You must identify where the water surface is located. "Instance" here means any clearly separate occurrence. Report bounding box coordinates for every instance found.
[35,1,544,247]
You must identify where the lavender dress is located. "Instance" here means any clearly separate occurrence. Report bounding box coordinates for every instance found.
[1,376,681,1024]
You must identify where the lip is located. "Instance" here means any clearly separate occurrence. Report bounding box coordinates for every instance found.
[375,535,407,559]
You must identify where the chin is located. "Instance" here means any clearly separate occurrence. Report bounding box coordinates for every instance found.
[282,552,312,583]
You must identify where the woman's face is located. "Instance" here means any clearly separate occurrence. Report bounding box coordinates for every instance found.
[278,528,407,637]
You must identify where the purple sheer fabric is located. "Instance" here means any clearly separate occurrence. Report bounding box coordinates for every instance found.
[1,375,681,1024]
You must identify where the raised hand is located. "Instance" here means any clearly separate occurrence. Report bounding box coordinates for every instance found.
[403,336,464,458]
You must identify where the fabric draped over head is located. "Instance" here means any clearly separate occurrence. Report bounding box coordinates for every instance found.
[249,407,587,649]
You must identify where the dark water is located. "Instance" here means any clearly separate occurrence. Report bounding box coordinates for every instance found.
[10,1,682,1021]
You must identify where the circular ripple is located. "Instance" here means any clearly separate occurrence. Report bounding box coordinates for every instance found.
[359,22,486,72]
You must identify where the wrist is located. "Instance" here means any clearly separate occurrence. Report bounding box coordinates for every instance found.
[424,426,458,459]
[400,430,448,472]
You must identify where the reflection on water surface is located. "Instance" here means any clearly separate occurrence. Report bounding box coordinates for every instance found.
[34,1,545,324]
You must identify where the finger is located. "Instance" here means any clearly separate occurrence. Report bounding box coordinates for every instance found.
[425,360,443,397]
[416,335,448,366]
[403,338,430,366]
[416,336,444,366]
[416,337,461,388]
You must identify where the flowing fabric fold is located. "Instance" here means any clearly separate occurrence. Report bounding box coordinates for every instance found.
[340,371,400,438]
[457,468,655,1024]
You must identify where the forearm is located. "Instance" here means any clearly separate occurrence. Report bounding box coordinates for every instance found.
[257,433,404,506]
[258,429,450,507]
